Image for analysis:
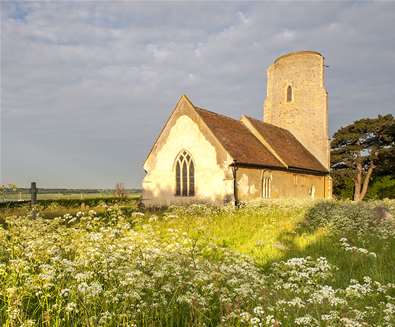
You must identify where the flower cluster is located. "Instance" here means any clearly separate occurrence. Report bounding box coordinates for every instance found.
[0,201,394,326]
[340,238,377,258]
[304,200,395,239]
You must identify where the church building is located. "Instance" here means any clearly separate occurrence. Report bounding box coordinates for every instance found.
[142,51,332,207]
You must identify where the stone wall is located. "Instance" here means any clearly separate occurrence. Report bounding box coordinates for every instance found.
[263,51,330,169]
[142,98,234,207]
[236,167,331,202]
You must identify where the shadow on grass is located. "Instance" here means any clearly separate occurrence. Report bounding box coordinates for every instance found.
[259,201,395,288]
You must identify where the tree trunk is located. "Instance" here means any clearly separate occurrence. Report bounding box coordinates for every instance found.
[353,162,362,201]
[359,163,375,201]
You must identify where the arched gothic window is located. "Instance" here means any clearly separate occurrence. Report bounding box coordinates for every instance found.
[262,176,272,199]
[175,151,195,197]
[287,85,293,102]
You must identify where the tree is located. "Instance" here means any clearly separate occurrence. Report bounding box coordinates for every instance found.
[114,183,127,198]
[331,114,394,201]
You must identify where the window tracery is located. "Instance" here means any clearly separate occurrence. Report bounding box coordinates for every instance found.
[262,175,272,199]
[175,151,195,196]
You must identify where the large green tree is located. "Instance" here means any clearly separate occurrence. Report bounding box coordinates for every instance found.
[331,114,395,201]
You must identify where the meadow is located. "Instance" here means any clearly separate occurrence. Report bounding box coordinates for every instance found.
[0,191,141,202]
[0,199,394,326]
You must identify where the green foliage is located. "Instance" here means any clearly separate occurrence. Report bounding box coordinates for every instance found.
[366,175,395,199]
[37,196,136,208]
[331,169,354,200]
[331,114,395,200]
[303,200,395,239]
[333,174,395,201]
[1,200,394,326]
[0,195,140,209]
[331,114,394,168]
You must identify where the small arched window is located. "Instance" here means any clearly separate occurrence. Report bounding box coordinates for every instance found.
[287,85,293,102]
[309,185,316,200]
[262,176,272,199]
[175,151,195,197]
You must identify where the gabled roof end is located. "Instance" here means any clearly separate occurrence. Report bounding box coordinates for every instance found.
[180,94,194,107]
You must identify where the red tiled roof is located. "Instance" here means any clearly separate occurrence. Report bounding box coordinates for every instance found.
[194,107,284,168]
[193,104,327,173]
[244,116,328,172]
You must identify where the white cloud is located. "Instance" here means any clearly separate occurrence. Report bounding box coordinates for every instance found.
[1,1,395,188]
[237,11,249,25]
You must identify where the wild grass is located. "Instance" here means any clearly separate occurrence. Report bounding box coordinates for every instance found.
[1,192,141,202]
[146,200,395,286]
[0,199,394,326]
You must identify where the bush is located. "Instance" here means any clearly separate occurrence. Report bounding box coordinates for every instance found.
[303,200,395,239]
[366,176,395,200]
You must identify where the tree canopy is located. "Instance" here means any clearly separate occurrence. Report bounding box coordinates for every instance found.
[331,114,395,200]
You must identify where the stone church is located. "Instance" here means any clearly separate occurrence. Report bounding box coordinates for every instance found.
[142,51,332,207]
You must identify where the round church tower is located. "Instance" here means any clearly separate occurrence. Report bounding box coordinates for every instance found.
[263,51,330,170]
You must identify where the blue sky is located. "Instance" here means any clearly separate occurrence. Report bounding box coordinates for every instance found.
[1,1,395,188]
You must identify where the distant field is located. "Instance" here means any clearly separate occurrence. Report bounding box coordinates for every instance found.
[1,192,141,202]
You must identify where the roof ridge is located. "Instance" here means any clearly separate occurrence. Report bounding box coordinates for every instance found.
[244,116,328,173]
[194,106,241,124]
[244,115,292,133]
[194,106,285,168]
[241,116,288,168]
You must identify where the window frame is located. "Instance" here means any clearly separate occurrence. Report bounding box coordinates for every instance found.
[174,150,195,197]
[262,175,272,199]
[286,85,293,103]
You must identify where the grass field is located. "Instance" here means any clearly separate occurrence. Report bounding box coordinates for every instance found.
[0,199,394,326]
[1,192,140,202]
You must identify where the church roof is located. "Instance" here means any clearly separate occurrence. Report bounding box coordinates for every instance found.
[194,107,284,168]
[243,116,328,173]
[194,106,328,173]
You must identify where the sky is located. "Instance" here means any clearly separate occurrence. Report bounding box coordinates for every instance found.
[1,1,395,189]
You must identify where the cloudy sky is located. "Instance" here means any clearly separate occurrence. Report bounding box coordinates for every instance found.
[1,1,395,189]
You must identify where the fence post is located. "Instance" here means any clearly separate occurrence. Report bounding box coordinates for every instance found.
[30,182,37,218]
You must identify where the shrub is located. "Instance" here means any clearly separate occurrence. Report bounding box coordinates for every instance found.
[303,200,395,239]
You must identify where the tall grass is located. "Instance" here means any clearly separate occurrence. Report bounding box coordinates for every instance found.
[148,200,395,286]
[0,200,394,326]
